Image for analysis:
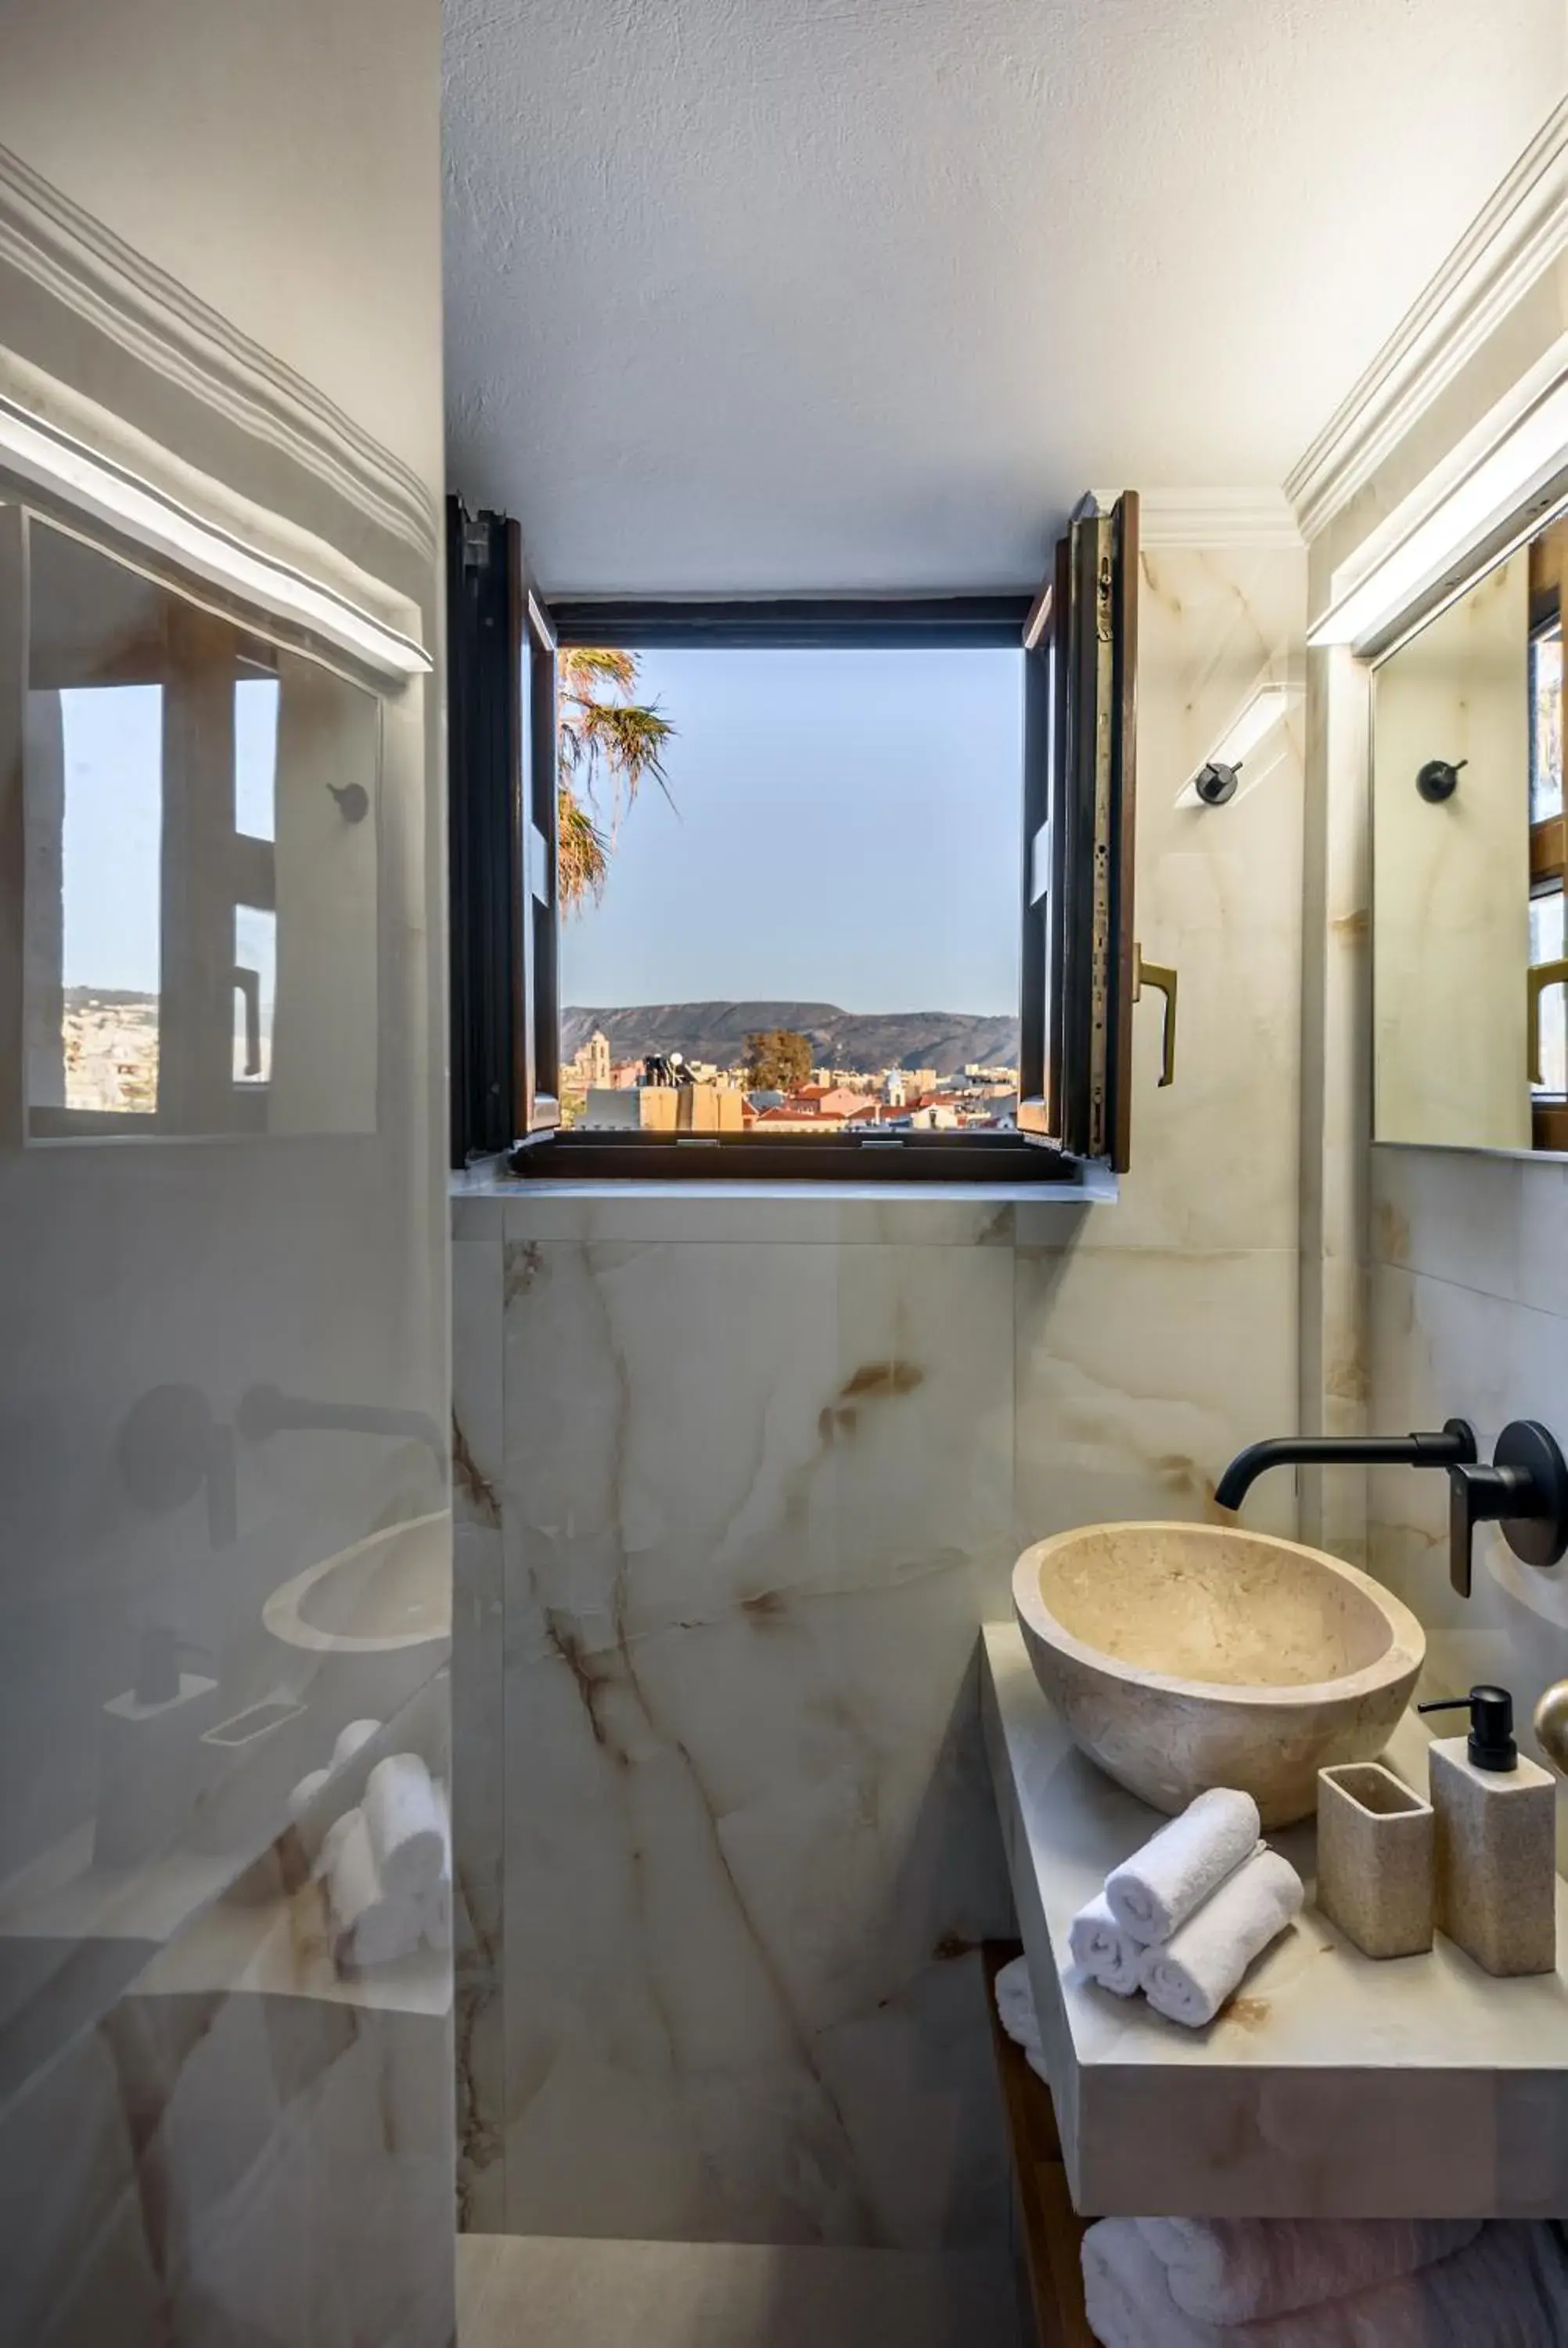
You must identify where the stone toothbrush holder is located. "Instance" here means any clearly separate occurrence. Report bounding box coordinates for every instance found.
[1315,1762,1435,1959]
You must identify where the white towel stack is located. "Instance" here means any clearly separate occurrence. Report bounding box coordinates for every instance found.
[1082,2215,1568,2348]
[1070,1788,1304,2029]
[992,1955,1051,2086]
[318,1751,451,1971]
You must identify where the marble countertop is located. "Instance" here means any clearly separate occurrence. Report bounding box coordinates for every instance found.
[982,1620,1568,2219]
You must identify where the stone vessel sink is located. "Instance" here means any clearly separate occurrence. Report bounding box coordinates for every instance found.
[1012,1522,1426,1828]
[263,1511,450,1655]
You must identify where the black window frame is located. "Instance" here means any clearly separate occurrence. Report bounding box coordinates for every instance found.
[446,495,1141,1182]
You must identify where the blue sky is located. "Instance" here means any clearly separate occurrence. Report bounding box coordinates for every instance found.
[59,678,277,991]
[559,647,1023,1014]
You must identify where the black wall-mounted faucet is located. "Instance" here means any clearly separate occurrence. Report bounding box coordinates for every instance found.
[1216,1419,1568,1597]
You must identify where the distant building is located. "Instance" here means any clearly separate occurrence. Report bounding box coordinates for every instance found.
[582,1082,742,1133]
[567,1027,612,1089]
[753,1085,879,1133]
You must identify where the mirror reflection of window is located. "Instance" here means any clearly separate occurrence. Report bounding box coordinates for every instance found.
[1371,508,1568,1156]
[235,672,280,841]
[56,682,164,1115]
[20,515,380,1140]
[1527,526,1566,1144]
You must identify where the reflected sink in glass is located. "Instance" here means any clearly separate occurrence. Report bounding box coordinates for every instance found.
[263,1511,450,1655]
[1012,1522,1426,1828]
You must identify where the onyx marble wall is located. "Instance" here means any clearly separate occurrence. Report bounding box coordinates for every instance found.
[0,9,451,2343]
[451,533,1309,2245]
[454,1190,1020,2247]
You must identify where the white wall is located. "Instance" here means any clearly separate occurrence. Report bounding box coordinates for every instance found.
[0,0,442,491]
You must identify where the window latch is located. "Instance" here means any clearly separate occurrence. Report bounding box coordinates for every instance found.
[1133,945,1178,1088]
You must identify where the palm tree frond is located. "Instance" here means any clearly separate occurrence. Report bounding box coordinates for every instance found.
[556,783,609,911]
[556,645,677,911]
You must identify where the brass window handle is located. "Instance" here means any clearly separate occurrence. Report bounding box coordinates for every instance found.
[1134,945,1178,1087]
[1527,959,1568,1085]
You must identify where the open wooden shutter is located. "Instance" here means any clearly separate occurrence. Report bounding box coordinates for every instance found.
[1017,491,1140,1169]
[446,500,560,1161]
[517,560,561,1135]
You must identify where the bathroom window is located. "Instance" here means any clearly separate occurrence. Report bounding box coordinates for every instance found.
[13,510,383,1140]
[447,495,1142,1180]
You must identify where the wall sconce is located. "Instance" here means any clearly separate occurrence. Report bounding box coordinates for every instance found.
[1179,681,1296,809]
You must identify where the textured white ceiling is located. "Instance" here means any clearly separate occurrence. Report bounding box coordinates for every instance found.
[443,0,1563,594]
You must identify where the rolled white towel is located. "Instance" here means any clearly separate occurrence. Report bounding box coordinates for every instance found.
[1135,2215,1483,2325]
[1084,2217,1568,2348]
[286,1767,331,1826]
[993,1954,1042,2054]
[419,1874,452,1952]
[1068,1891,1142,1997]
[1105,1788,1261,1946]
[1138,1848,1304,2028]
[354,1895,426,1968]
[316,1806,361,1879]
[331,1717,383,1770]
[325,1809,383,1953]
[324,1806,429,1968]
[362,1752,447,1900]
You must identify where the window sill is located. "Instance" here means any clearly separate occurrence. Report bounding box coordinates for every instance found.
[450,1155,1116,1242]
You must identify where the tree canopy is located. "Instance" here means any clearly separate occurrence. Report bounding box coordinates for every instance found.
[745,1028,814,1093]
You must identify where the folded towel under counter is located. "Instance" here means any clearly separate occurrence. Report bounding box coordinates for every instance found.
[1083,2219,1568,2348]
[992,1954,1051,2087]
[1134,2217,1483,2327]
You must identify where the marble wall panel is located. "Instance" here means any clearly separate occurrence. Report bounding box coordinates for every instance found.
[1014,1242,1301,1566]
[1368,1149,1568,1810]
[492,1230,1016,2248]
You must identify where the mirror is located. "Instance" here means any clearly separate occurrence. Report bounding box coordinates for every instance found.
[1372,513,1565,1151]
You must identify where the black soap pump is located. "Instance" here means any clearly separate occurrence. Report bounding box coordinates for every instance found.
[1416,1684,1517,1771]
[1418,1680,1556,1976]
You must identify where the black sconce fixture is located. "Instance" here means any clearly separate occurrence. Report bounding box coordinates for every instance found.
[1416,757,1466,804]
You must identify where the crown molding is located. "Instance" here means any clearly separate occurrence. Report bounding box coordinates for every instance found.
[0,377,430,682]
[1286,100,1568,542]
[1124,488,1303,548]
[0,141,437,559]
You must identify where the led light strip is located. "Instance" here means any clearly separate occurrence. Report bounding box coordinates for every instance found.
[0,393,431,681]
[1310,376,1568,652]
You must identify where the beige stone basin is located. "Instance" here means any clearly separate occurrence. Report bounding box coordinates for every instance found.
[263,1511,450,1655]
[1012,1522,1426,1828]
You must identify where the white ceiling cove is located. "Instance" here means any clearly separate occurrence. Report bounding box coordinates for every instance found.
[443,0,1563,595]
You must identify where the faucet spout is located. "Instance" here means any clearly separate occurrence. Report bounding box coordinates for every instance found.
[237,1383,447,1475]
[1214,1423,1476,1512]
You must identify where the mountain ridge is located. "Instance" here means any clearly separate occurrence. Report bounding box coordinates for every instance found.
[562,1000,1020,1079]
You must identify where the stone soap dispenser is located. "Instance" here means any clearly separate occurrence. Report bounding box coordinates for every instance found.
[1419,1685,1556,1977]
